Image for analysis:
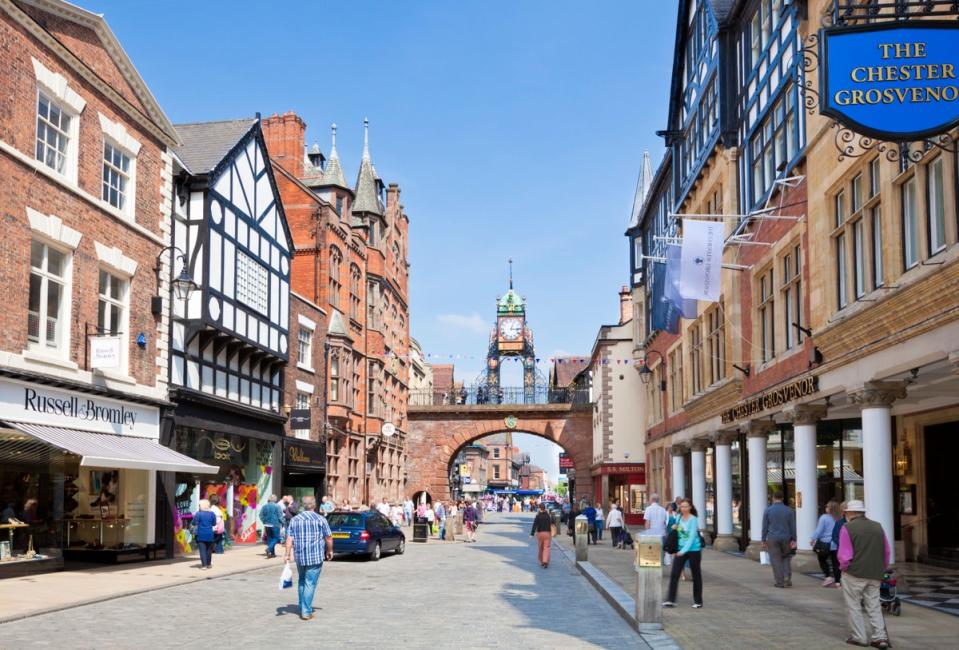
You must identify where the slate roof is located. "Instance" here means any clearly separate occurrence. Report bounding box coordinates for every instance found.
[627,151,654,229]
[550,357,589,388]
[327,310,352,340]
[352,120,384,216]
[174,118,257,175]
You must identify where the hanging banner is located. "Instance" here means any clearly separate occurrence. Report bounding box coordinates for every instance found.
[665,245,697,318]
[821,22,959,140]
[679,219,724,302]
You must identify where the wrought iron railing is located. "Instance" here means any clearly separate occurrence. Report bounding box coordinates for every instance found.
[409,386,590,407]
[829,0,959,26]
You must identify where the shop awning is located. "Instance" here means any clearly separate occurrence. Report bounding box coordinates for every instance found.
[1,421,218,474]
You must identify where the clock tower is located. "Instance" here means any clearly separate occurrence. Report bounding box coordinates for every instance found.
[485,260,537,403]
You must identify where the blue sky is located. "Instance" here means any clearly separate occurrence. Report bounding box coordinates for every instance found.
[85,0,675,476]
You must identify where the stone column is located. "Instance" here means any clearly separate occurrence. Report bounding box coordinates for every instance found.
[783,405,828,550]
[742,420,775,559]
[689,438,709,532]
[783,404,827,572]
[670,443,688,501]
[849,381,907,557]
[711,431,738,551]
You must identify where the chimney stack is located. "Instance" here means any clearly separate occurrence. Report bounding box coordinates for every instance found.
[619,285,633,325]
[261,111,306,178]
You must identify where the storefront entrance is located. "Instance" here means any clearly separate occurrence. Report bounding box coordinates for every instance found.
[925,422,959,563]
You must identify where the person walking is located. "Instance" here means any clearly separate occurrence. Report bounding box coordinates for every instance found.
[463,499,479,543]
[582,500,598,544]
[209,494,226,554]
[811,500,841,587]
[663,499,703,608]
[530,503,553,568]
[193,499,217,570]
[283,495,333,621]
[320,496,335,516]
[425,503,436,537]
[606,502,625,548]
[761,491,797,588]
[259,495,284,559]
[831,502,848,589]
[837,500,891,649]
[436,500,447,540]
[377,498,391,518]
[645,494,668,538]
[446,501,458,542]
[594,502,605,541]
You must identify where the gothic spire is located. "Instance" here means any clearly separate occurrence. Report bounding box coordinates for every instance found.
[320,122,348,190]
[352,118,384,216]
[627,150,654,229]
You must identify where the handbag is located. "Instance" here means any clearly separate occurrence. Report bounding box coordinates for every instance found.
[813,540,830,555]
[550,523,558,537]
[664,527,680,554]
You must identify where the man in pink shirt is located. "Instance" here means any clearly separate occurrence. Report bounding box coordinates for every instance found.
[836,500,890,649]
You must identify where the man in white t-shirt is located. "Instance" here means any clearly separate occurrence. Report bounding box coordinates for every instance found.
[376,498,391,518]
[644,493,668,537]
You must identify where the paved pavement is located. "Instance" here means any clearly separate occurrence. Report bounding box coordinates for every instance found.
[0,513,642,649]
[554,530,959,649]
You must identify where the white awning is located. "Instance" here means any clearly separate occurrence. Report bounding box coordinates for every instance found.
[2,421,218,474]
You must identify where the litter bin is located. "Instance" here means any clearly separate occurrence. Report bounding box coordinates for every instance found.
[413,517,430,543]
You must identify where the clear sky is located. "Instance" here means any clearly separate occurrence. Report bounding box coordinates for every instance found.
[82,0,676,476]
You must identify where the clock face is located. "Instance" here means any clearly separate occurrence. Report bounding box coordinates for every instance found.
[499,318,522,341]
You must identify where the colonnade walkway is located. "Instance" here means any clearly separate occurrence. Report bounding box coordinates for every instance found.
[554,530,959,649]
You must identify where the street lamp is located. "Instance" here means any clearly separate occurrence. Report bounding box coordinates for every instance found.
[152,246,197,315]
[638,349,667,392]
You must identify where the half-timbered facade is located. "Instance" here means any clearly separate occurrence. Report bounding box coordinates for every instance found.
[167,118,292,550]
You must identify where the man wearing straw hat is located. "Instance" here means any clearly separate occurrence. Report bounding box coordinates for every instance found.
[837,499,891,649]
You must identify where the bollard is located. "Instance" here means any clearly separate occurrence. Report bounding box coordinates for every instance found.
[575,514,589,562]
[635,534,663,631]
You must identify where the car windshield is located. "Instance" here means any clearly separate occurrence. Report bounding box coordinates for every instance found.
[327,513,364,528]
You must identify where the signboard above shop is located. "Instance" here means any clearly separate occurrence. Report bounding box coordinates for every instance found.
[821,21,959,140]
[558,452,574,474]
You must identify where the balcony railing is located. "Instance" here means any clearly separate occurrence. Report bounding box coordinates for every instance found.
[409,386,589,407]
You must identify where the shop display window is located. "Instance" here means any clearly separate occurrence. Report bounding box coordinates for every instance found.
[64,468,150,551]
[173,427,275,555]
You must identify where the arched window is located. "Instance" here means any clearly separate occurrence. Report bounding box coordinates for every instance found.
[350,264,362,321]
[329,246,342,310]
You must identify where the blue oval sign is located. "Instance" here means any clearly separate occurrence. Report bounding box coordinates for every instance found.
[821,22,959,140]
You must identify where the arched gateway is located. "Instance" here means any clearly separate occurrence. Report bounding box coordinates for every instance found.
[406,402,592,502]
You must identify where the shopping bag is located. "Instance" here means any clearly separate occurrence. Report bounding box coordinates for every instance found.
[279,561,293,590]
[664,553,673,566]
[760,551,771,565]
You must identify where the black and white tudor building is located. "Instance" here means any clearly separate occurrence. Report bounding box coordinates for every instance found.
[163,118,293,547]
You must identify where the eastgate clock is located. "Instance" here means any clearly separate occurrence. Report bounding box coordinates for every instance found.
[499,317,522,341]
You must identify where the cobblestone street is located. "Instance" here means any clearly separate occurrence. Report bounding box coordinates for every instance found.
[0,513,641,649]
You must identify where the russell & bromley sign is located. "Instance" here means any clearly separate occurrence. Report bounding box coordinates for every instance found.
[721,375,818,424]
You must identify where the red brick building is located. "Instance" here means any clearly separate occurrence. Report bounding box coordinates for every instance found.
[262,112,410,506]
[0,0,213,572]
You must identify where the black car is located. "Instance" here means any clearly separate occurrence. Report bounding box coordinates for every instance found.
[327,510,405,561]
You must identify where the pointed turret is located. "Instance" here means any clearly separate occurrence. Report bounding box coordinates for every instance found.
[320,123,349,189]
[627,150,654,228]
[352,118,384,216]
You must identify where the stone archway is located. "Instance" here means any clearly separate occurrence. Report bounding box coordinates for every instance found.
[406,403,592,502]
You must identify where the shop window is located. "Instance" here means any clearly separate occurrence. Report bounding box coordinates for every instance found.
[28,240,70,354]
[781,245,802,350]
[102,141,131,212]
[927,155,946,255]
[36,93,73,176]
[757,267,775,362]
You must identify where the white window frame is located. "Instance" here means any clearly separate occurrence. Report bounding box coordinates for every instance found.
[98,112,141,218]
[927,156,946,255]
[31,57,85,185]
[28,239,71,357]
[96,268,129,373]
[902,176,920,270]
[296,327,314,372]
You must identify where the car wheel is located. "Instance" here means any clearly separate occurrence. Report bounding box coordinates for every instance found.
[395,539,405,555]
[369,541,381,562]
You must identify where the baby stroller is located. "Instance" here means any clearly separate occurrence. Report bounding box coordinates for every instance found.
[619,526,634,550]
[879,569,902,616]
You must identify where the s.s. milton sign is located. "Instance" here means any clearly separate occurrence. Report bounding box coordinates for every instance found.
[821,22,959,140]
[721,376,818,425]
[0,378,159,437]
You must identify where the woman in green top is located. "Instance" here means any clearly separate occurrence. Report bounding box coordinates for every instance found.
[663,498,704,608]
